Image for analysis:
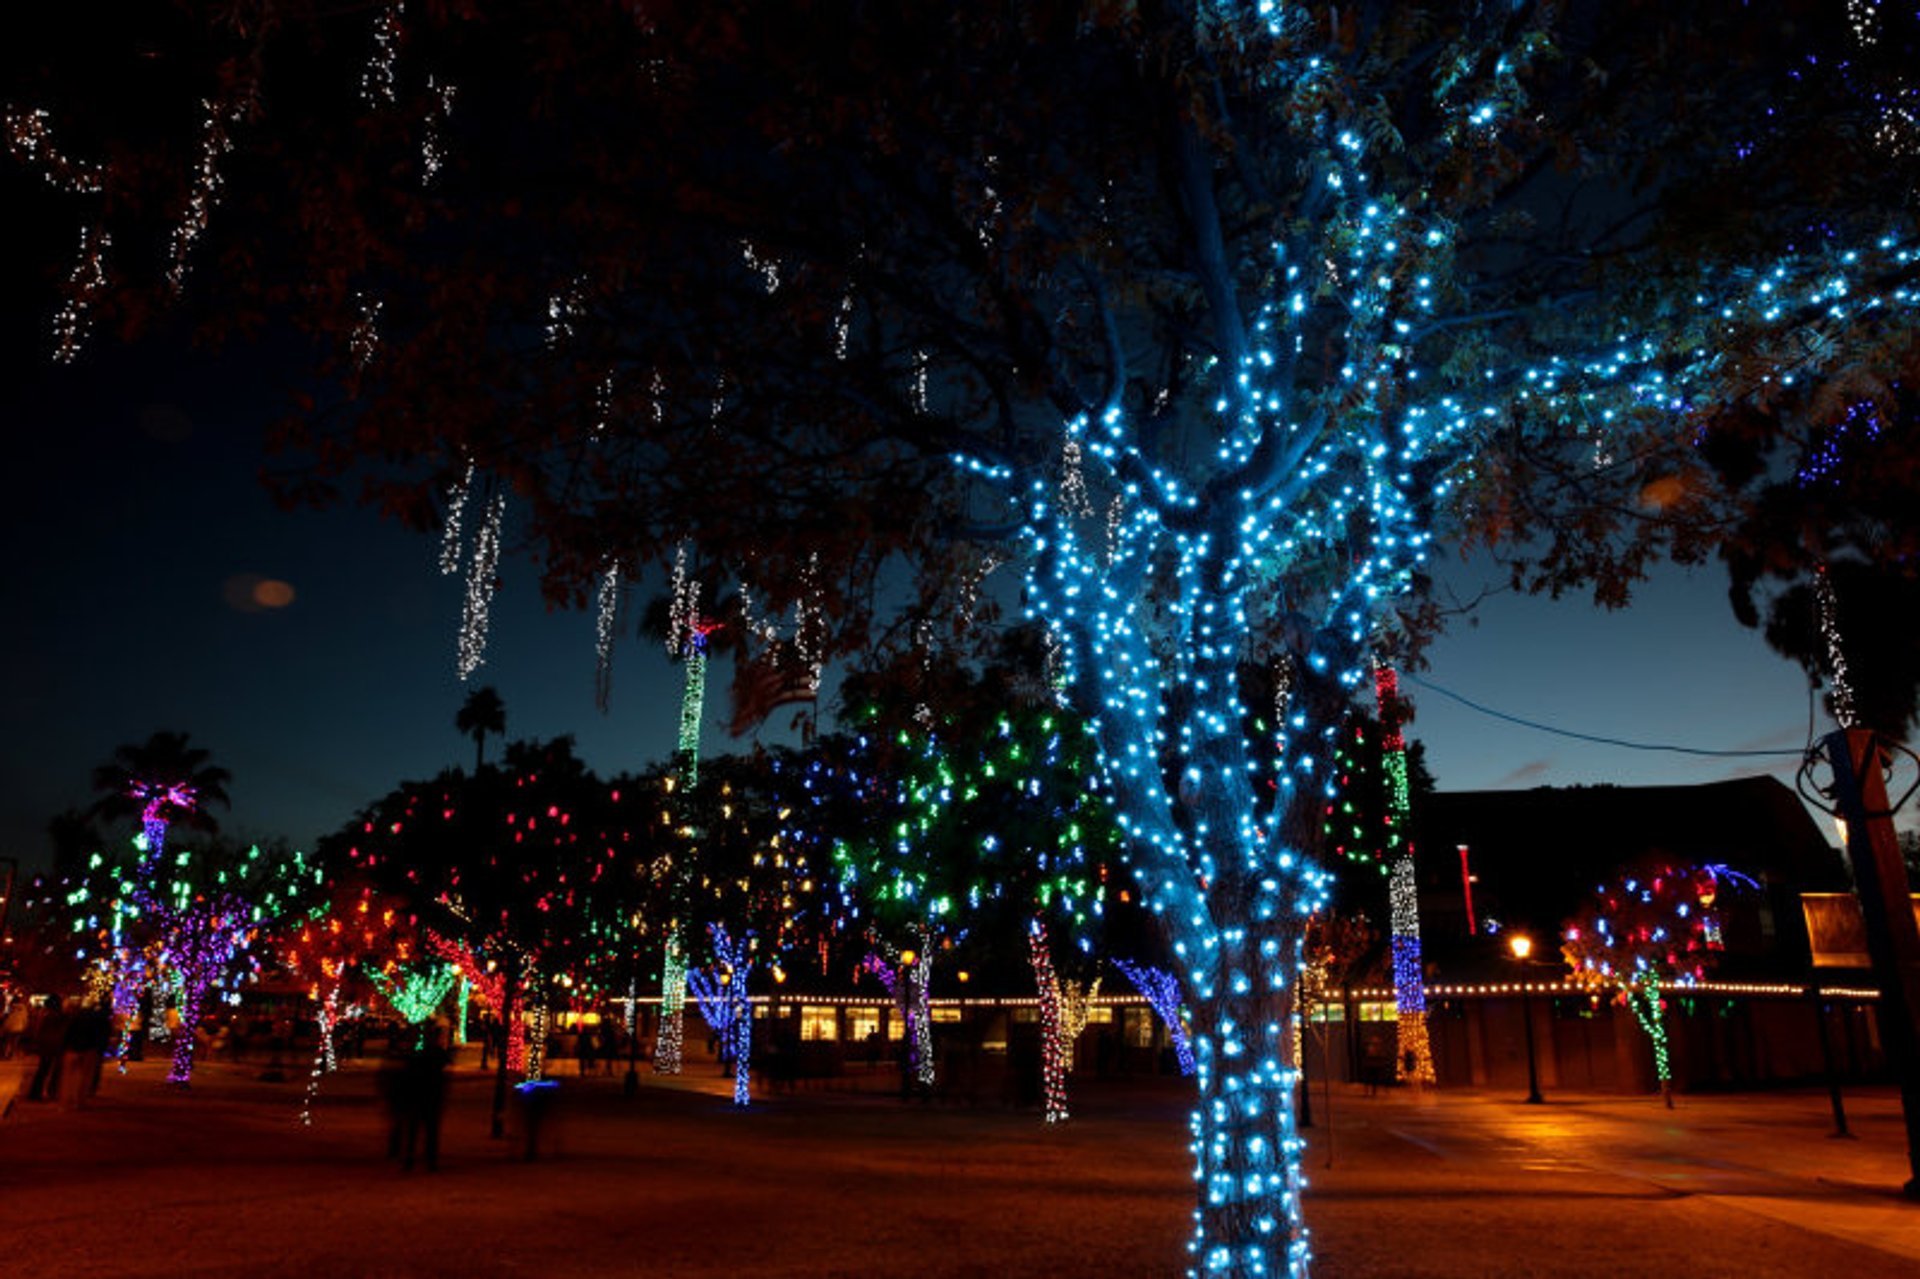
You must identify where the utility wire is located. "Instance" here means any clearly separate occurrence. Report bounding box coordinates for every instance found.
[1403,673,1809,758]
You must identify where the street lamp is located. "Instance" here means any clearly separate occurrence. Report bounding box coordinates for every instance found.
[1509,934,1544,1105]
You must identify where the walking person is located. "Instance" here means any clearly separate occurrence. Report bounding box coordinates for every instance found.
[25,997,71,1102]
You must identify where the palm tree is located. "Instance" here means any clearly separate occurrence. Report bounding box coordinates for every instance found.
[456,686,507,771]
[90,731,232,863]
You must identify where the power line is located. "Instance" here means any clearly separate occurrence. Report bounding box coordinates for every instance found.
[1403,673,1808,759]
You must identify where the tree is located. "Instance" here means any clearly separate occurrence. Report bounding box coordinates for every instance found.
[333,736,618,1109]
[89,731,232,869]
[454,687,507,772]
[62,836,321,1085]
[1561,859,1747,1107]
[828,667,1126,1121]
[14,4,1919,1271]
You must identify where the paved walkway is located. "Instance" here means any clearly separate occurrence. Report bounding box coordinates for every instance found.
[1344,1087,1920,1270]
[4,1053,1919,1276]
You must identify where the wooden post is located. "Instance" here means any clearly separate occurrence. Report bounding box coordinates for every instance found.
[1825,728,1920,1195]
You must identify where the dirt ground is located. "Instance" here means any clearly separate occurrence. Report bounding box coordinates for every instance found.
[4,1052,1918,1277]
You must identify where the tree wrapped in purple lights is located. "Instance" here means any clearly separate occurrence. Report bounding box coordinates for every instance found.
[1115,958,1196,1077]
[63,839,320,1085]
[685,924,754,1106]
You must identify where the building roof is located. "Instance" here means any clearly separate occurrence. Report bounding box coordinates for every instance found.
[1411,775,1849,976]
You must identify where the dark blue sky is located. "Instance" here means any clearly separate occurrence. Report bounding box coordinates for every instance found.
[0,326,1857,876]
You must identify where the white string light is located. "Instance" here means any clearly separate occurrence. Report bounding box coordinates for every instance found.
[1847,0,1880,47]
[910,349,929,413]
[833,288,853,359]
[51,225,109,364]
[4,106,104,193]
[795,552,824,693]
[1815,562,1859,728]
[594,561,620,711]
[456,490,504,680]
[363,2,403,107]
[438,462,473,575]
[546,275,586,347]
[350,293,381,370]
[593,372,614,436]
[740,239,781,292]
[421,75,456,184]
[166,92,247,294]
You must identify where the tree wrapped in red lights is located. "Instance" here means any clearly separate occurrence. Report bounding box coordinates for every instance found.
[332,738,622,1126]
[276,884,421,1076]
[1562,861,1747,1107]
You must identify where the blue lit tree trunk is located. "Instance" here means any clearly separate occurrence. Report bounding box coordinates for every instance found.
[1186,923,1308,1274]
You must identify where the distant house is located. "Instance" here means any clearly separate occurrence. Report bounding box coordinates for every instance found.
[1414,775,1850,983]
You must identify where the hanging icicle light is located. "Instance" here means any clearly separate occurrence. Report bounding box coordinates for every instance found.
[439,462,474,575]
[911,350,930,413]
[51,225,109,365]
[833,288,854,359]
[362,2,403,107]
[1816,563,1860,730]
[421,75,456,185]
[166,92,247,294]
[456,490,505,680]
[594,562,620,712]
[350,293,382,370]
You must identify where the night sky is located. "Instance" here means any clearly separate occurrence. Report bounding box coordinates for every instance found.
[0,320,1853,877]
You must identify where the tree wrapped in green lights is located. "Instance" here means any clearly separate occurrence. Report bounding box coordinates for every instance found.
[1561,861,1747,1107]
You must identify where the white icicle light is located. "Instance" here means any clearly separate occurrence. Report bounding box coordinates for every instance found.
[439,462,474,575]
[594,562,620,711]
[456,490,505,680]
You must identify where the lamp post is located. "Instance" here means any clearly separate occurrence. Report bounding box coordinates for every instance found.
[1509,934,1544,1105]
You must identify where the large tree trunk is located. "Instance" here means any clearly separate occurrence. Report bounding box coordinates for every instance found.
[1185,937,1309,1278]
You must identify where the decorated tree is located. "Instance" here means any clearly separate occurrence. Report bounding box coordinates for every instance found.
[15,4,1920,1271]
[1561,860,1749,1107]
[334,737,617,1122]
[63,838,320,1085]
[835,684,1125,1122]
[277,886,419,1064]
[684,924,755,1106]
